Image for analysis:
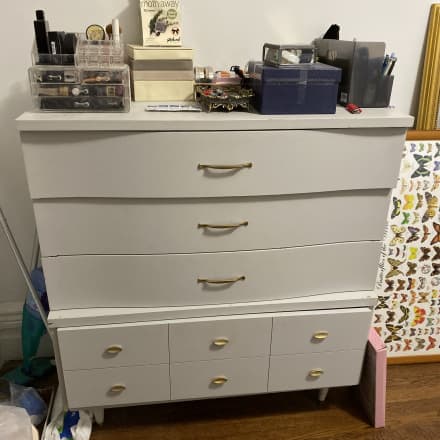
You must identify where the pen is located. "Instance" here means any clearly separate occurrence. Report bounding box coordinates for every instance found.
[382,54,390,74]
[387,56,397,76]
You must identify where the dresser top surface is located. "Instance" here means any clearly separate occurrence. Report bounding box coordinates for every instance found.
[17,103,413,132]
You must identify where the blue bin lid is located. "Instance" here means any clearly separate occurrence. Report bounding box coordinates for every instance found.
[254,62,342,82]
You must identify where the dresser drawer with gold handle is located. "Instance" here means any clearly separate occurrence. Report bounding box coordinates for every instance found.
[22,129,403,199]
[271,308,372,355]
[268,350,364,392]
[58,322,169,370]
[43,242,381,310]
[169,315,272,362]
[63,364,170,409]
[170,357,269,400]
[34,190,389,257]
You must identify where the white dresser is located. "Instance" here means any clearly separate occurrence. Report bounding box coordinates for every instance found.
[17,105,413,415]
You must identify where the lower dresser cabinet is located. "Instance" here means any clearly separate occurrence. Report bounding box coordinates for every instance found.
[58,309,372,409]
[16,107,413,413]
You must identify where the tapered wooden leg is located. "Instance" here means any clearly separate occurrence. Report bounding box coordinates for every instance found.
[318,387,329,402]
[93,407,105,425]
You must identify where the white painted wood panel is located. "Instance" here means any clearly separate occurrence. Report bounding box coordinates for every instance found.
[268,350,364,392]
[58,322,169,371]
[22,129,403,199]
[42,242,381,310]
[271,308,372,355]
[169,316,272,362]
[47,291,378,328]
[63,364,170,409]
[170,357,269,400]
[34,190,389,257]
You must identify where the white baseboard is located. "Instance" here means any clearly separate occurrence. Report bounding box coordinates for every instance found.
[0,301,53,368]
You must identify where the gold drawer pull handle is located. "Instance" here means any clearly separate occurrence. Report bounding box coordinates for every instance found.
[313,331,329,340]
[110,384,126,393]
[198,221,249,230]
[309,369,324,378]
[198,162,253,170]
[213,337,229,347]
[105,345,123,354]
[211,376,228,385]
[198,276,245,285]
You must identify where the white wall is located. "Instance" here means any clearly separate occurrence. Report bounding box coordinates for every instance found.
[0,1,435,329]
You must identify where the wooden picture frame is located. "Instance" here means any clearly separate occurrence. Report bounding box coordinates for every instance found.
[416,4,440,131]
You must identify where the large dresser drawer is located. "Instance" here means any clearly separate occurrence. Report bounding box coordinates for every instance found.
[34,190,389,257]
[271,308,372,355]
[169,315,272,363]
[58,322,169,370]
[42,241,381,310]
[64,364,170,409]
[170,357,269,400]
[268,350,365,392]
[22,129,403,199]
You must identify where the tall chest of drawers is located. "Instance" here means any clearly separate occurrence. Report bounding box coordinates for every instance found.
[17,106,413,413]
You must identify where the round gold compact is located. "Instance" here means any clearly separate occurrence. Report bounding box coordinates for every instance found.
[86,24,105,40]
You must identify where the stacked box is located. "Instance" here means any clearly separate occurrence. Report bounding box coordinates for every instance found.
[127,45,194,101]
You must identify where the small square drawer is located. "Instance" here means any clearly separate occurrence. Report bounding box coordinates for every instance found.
[170,357,269,400]
[268,350,365,392]
[271,308,372,355]
[169,315,272,362]
[64,364,170,408]
[58,322,169,370]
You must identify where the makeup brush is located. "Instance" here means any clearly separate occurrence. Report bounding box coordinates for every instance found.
[106,20,122,41]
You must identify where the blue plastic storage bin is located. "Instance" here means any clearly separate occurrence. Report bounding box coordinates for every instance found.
[250,62,342,114]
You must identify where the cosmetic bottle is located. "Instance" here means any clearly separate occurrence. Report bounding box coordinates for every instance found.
[34,10,50,54]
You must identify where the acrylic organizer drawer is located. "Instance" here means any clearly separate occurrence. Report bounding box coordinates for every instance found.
[64,364,170,409]
[42,241,381,310]
[169,315,272,363]
[33,190,389,257]
[21,128,404,199]
[270,308,372,355]
[170,357,269,400]
[58,322,169,370]
[268,350,365,392]
[28,66,130,112]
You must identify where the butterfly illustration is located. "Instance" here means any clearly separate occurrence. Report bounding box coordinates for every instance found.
[385,324,403,343]
[422,193,439,222]
[410,328,417,337]
[401,212,410,225]
[388,248,394,256]
[419,277,427,290]
[432,174,440,191]
[391,197,401,219]
[406,262,417,276]
[422,224,430,242]
[410,143,417,153]
[403,194,414,210]
[417,181,423,191]
[376,296,390,309]
[413,212,421,224]
[431,223,440,245]
[386,259,405,278]
[434,247,440,260]
[404,339,412,351]
[419,247,431,261]
[430,306,437,316]
[399,305,410,323]
[422,264,431,274]
[412,306,426,326]
[427,336,437,350]
[406,226,420,243]
[408,247,418,260]
[411,155,432,178]
[424,180,430,191]
[433,277,440,287]
[408,278,416,290]
[386,311,396,323]
[432,263,440,276]
[436,142,440,157]
[394,343,402,352]
[419,143,425,152]
[374,314,382,323]
[384,279,394,292]
[397,279,406,291]
[401,293,408,303]
[409,291,417,305]
[418,291,430,303]
[416,193,424,210]
[428,143,433,153]
[415,338,426,351]
[400,178,409,194]
[427,317,435,326]
[435,161,440,171]
[393,292,399,300]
